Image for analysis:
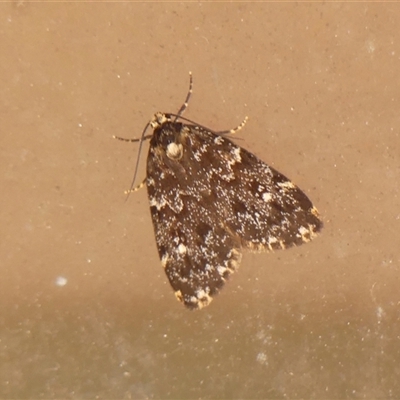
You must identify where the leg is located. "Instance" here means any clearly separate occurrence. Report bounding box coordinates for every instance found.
[124,176,146,195]
[113,134,152,142]
[216,116,248,135]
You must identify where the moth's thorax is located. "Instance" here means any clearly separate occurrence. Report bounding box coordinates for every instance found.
[150,118,191,162]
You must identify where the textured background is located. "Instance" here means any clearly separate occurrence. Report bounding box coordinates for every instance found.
[1,3,399,398]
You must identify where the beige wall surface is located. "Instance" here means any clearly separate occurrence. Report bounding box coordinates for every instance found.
[1,2,399,398]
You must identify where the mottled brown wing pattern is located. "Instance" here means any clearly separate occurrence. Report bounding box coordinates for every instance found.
[145,116,322,309]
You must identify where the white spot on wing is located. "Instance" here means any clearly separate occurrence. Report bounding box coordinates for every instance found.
[232,146,241,162]
[177,243,187,255]
[262,192,272,202]
[299,226,309,236]
[278,181,295,189]
[214,136,224,145]
[149,196,167,210]
[161,254,169,268]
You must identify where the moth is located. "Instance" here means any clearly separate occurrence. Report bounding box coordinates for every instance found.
[115,73,322,310]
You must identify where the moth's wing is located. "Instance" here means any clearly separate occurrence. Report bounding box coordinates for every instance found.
[207,134,323,251]
[146,185,242,309]
[146,123,242,309]
[145,121,322,309]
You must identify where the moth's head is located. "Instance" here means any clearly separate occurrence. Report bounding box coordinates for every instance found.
[150,112,173,129]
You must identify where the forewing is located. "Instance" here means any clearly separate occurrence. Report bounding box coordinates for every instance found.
[212,144,323,251]
[161,123,323,252]
[146,122,242,309]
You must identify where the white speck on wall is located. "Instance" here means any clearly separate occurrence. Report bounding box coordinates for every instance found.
[366,40,376,53]
[376,306,385,322]
[256,352,268,365]
[55,276,68,287]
